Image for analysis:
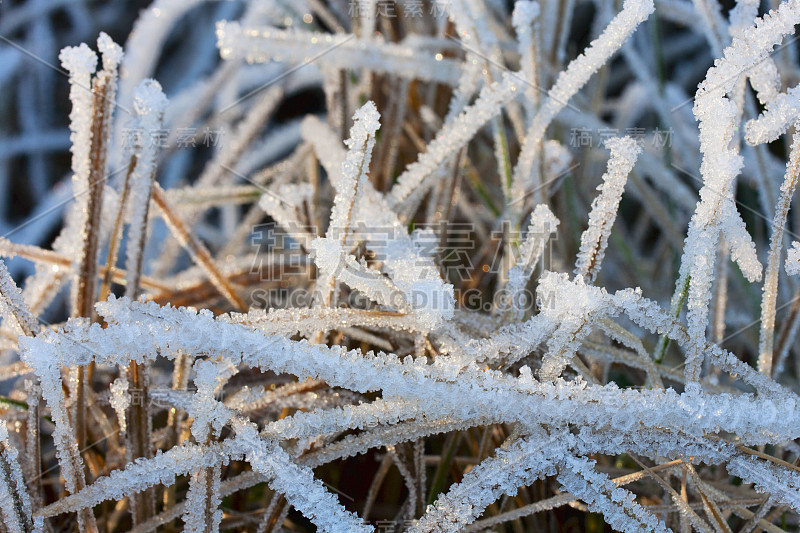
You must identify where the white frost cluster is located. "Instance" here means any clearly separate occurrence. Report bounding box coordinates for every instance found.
[108,377,130,435]
[745,84,800,145]
[788,241,800,276]
[312,101,454,331]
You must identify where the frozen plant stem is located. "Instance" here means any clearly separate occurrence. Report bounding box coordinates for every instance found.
[125,80,167,302]
[575,137,641,283]
[315,101,380,312]
[0,260,39,338]
[512,0,542,123]
[152,184,247,311]
[99,155,136,303]
[758,124,800,377]
[61,44,97,476]
[0,421,33,533]
[121,81,167,525]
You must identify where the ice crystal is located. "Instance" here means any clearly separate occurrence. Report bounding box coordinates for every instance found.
[788,241,800,276]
